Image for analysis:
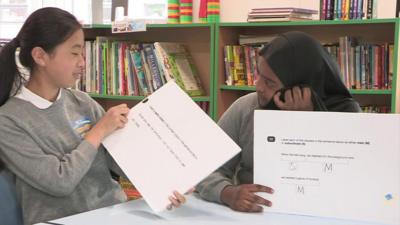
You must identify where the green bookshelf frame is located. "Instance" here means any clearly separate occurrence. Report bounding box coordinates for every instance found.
[82,19,400,121]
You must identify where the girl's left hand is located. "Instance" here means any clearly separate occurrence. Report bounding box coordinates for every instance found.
[166,188,195,210]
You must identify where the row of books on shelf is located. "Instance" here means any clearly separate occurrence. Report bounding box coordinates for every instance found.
[324,36,393,90]
[361,105,390,113]
[320,0,378,20]
[223,45,263,86]
[76,38,205,97]
[223,37,393,90]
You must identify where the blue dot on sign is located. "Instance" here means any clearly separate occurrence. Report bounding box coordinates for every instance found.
[385,194,393,201]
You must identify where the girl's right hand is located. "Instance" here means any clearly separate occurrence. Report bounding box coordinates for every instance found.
[85,104,130,148]
[96,104,130,137]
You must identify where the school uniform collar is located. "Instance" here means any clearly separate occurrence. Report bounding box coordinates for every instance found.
[15,86,62,109]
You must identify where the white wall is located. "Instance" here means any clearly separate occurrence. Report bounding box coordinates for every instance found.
[377,0,397,19]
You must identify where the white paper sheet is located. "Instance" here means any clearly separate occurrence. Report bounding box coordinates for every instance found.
[103,81,240,213]
[254,110,400,225]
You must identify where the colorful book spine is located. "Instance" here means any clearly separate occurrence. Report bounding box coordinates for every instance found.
[370,46,375,89]
[140,49,155,93]
[85,41,92,93]
[223,46,233,85]
[143,44,164,90]
[337,0,342,19]
[374,45,380,89]
[250,47,259,84]
[96,40,101,94]
[357,0,363,19]
[244,46,253,86]
[389,44,394,89]
[106,41,112,95]
[349,0,354,19]
[150,48,166,85]
[327,0,335,20]
[125,48,133,95]
[153,42,174,82]
[349,46,355,88]
[130,45,150,96]
[360,45,366,89]
[321,0,327,20]
[367,0,373,19]
[365,45,371,89]
[102,42,107,95]
[363,0,368,19]
[355,45,361,89]
[113,42,119,95]
[119,42,126,95]
[344,0,350,20]
[232,46,246,86]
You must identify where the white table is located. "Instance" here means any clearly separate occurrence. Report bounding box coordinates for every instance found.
[36,194,390,225]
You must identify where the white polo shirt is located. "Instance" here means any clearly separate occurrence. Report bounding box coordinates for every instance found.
[14,86,61,109]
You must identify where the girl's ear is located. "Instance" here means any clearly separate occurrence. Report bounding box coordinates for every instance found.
[31,46,48,67]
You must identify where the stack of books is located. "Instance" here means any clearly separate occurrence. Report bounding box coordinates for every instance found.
[247,7,318,22]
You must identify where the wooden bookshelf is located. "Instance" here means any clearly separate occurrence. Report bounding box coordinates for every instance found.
[82,23,216,118]
[214,19,400,119]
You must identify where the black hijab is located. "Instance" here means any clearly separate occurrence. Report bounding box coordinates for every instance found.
[0,158,4,172]
[260,31,361,112]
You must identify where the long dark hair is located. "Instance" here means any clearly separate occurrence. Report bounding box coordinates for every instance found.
[0,7,82,107]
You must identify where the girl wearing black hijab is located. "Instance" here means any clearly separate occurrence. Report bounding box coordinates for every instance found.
[197,31,361,213]
[257,31,361,112]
